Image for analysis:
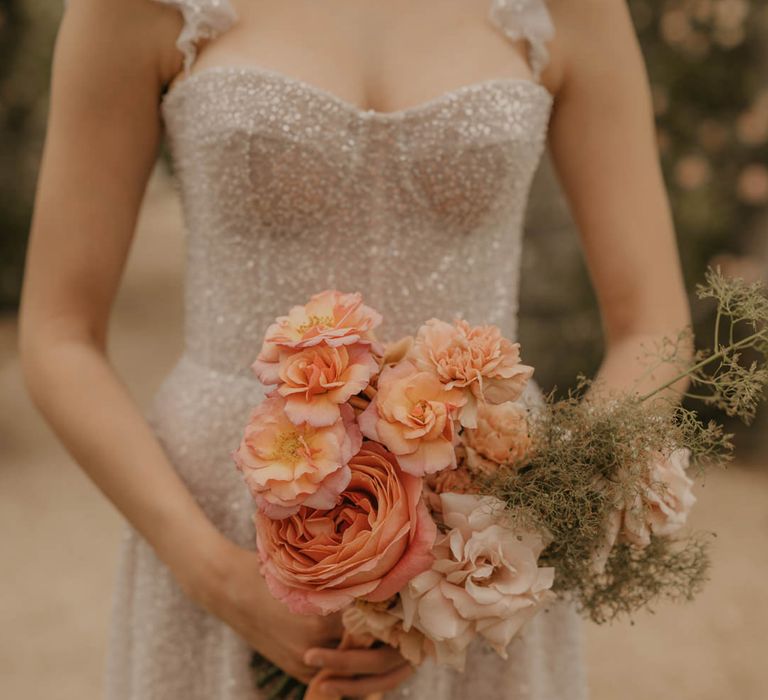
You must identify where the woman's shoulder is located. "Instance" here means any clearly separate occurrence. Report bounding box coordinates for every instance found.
[61,0,189,85]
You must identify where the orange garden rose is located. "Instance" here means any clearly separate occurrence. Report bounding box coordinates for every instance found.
[255,442,437,615]
[358,360,465,476]
[409,318,534,429]
[252,290,383,385]
[232,395,361,519]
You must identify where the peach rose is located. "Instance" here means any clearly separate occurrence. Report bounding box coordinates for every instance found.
[398,493,555,671]
[255,442,438,615]
[252,290,383,384]
[269,343,379,427]
[232,395,361,519]
[357,360,465,476]
[463,401,532,474]
[591,447,697,573]
[409,318,534,429]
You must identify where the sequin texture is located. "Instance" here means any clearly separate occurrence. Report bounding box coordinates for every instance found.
[104,2,588,699]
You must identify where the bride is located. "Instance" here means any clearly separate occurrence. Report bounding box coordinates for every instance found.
[18,0,692,698]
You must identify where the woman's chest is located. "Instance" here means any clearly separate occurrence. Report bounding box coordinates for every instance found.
[161,68,553,236]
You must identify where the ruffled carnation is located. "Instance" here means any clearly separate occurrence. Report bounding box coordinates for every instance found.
[358,360,465,476]
[409,318,534,429]
[232,395,361,519]
[255,442,437,615]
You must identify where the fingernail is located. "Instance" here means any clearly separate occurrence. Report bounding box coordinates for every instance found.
[303,651,323,667]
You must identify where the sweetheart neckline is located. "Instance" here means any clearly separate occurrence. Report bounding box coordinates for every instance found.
[160,63,555,122]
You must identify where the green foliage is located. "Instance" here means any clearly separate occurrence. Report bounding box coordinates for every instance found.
[488,268,767,624]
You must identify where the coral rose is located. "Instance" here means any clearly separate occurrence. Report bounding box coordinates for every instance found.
[232,395,361,519]
[463,401,532,474]
[357,360,465,476]
[252,290,383,384]
[409,318,534,429]
[255,442,438,615]
[398,493,555,671]
[270,343,378,427]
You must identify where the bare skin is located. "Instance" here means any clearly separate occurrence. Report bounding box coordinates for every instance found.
[18,0,691,696]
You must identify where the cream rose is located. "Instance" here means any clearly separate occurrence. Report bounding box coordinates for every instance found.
[398,493,555,671]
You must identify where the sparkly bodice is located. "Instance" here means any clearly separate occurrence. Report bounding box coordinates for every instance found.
[161,63,553,376]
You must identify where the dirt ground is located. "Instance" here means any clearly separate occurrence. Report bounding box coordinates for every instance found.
[1,170,766,699]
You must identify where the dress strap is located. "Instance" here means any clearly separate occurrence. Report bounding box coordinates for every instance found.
[155,0,238,75]
[488,0,555,82]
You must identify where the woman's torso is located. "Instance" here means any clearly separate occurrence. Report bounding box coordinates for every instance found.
[158,0,556,379]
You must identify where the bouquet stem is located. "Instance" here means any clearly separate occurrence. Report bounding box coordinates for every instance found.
[305,630,381,700]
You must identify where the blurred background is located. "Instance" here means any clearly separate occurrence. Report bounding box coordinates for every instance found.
[1,0,767,698]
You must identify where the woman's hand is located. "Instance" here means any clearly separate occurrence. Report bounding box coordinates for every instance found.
[187,540,341,683]
[304,644,414,697]
[189,539,413,692]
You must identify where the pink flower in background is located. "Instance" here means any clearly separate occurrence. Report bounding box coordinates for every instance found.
[255,442,437,615]
[397,493,555,671]
[409,318,534,429]
[592,447,697,572]
[269,343,379,427]
[252,290,383,384]
[232,395,361,519]
[358,360,465,476]
[463,401,532,474]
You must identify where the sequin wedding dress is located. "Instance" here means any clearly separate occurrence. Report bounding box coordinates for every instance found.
[103,0,588,698]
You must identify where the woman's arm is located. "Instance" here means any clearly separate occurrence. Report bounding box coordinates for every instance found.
[545,0,694,398]
[18,0,359,685]
[18,0,224,599]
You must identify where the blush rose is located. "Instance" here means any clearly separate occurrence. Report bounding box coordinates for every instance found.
[357,360,465,476]
[232,394,361,519]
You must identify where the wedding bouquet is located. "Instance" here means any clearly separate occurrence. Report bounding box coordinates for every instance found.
[232,269,768,699]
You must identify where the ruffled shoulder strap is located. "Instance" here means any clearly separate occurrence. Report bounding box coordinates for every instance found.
[488,0,555,81]
[155,0,238,75]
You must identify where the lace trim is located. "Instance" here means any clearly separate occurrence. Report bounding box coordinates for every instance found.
[156,0,238,74]
[488,0,555,81]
